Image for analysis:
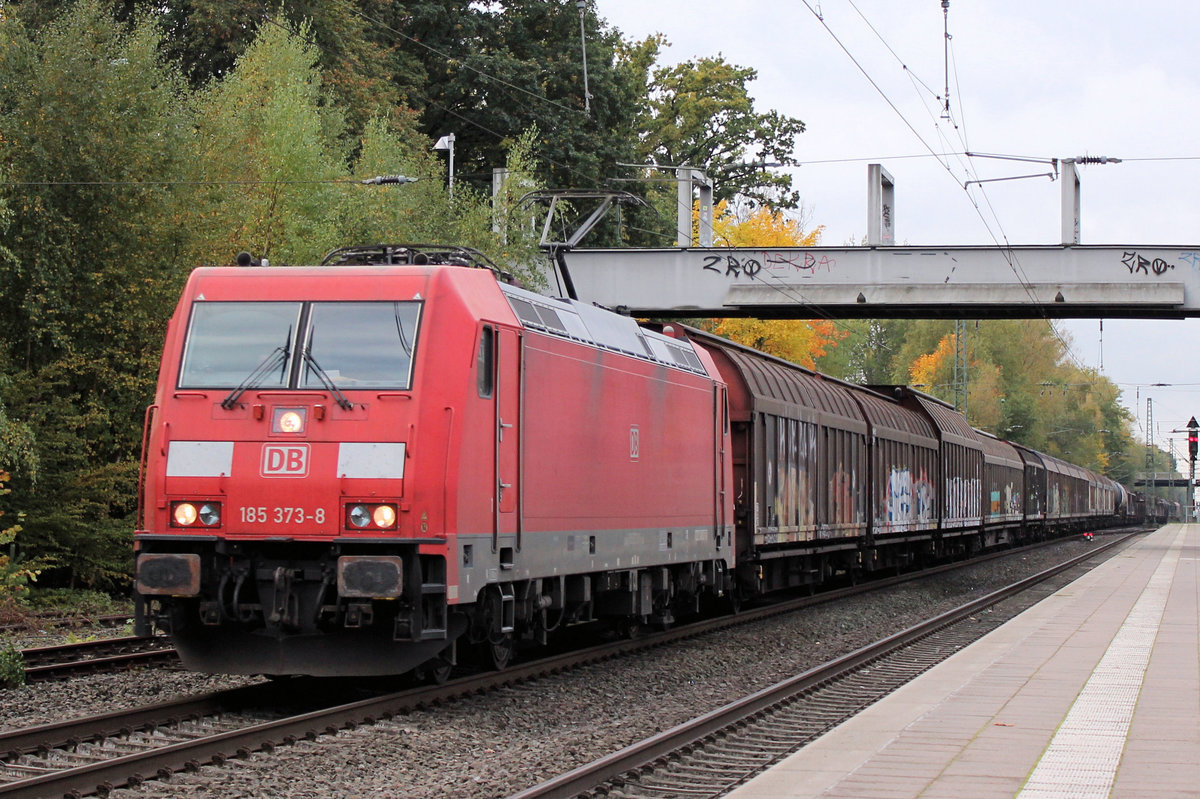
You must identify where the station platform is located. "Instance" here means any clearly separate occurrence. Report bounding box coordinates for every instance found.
[725,523,1198,799]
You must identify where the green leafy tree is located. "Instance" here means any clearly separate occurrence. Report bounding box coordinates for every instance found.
[182,16,549,279]
[814,319,910,385]
[182,18,348,266]
[378,0,642,191]
[4,0,399,136]
[0,363,45,601]
[333,117,548,286]
[0,2,194,586]
[634,42,806,210]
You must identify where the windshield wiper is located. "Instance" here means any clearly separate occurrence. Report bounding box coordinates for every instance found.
[221,328,291,409]
[302,344,354,411]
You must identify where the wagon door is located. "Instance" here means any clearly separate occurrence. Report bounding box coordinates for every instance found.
[494,327,522,552]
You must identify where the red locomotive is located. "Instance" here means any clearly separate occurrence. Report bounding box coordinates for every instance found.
[135,246,732,676]
[134,245,1132,678]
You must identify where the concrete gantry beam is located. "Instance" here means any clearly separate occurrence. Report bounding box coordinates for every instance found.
[549,245,1199,319]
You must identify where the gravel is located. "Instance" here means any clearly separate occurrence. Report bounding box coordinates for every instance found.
[0,537,1120,799]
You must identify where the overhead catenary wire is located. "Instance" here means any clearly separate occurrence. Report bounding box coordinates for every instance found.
[0,1,1173,407]
[798,0,1093,381]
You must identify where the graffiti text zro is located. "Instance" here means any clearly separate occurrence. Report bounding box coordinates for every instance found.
[1122,251,1174,277]
[702,254,762,278]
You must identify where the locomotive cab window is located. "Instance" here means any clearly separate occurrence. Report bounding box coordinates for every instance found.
[179,301,302,389]
[477,326,495,398]
[300,302,421,389]
[178,300,422,390]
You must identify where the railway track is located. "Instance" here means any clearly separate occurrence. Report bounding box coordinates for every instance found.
[507,532,1135,799]
[0,531,1139,798]
[20,637,179,683]
[0,615,133,638]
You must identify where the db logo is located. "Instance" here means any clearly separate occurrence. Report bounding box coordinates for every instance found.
[261,444,309,477]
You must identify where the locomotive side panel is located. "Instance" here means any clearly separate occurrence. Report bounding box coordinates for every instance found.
[449,289,736,628]
[509,334,728,573]
[522,339,716,526]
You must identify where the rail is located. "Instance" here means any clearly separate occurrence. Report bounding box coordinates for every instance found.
[506,532,1134,799]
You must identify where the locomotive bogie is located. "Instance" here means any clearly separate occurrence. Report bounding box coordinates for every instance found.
[136,536,456,675]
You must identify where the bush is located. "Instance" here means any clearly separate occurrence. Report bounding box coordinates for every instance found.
[21,588,130,617]
[0,645,23,689]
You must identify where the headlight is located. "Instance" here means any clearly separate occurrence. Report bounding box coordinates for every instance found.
[272,407,307,434]
[173,502,198,526]
[171,500,222,528]
[373,505,397,528]
[348,504,372,528]
[345,503,398,530]
[197,502,221,526]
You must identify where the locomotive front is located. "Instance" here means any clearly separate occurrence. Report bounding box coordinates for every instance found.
[134,264,480,676]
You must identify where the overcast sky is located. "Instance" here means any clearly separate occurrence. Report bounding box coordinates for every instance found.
[598,0,1200,464]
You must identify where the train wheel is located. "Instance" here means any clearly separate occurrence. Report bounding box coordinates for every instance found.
[416,649,455,684]
[484,635,515,671]
[614,616,642,639]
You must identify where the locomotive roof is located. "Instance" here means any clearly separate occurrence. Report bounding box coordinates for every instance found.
[498,283,710,377]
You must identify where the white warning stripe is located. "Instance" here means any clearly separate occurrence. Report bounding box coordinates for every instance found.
[1017,526,1185,799]
[166,441,234,477]
[336,442,406,479]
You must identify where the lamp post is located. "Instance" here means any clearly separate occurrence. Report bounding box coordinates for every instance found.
[576,0,592,114]
[434,133,455,199]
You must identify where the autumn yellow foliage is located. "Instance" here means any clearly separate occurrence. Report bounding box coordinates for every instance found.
[701,200,842,367]
[909,334,956,388]
[711,317,844,369]
[709,200,824,248]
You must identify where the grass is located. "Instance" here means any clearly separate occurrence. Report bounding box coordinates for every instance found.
[0,588,133,632]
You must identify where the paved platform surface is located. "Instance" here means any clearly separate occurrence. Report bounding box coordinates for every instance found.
[724,523,1198,799]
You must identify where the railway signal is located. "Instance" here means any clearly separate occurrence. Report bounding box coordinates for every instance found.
[1190,417,1199,521]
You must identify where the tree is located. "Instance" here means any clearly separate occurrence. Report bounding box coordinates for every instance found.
[333,119,548,287]
[371,1,644,194]
[0,3,192,371]
[814,319,910,385]
[182,18,348,266]
[635,46,806,210]
[710,317,844,370]
[4,0,399,137]
[896,319,1139,478]
[0,1,195,586]
[710,201,823,248]
[908,332,956,392]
